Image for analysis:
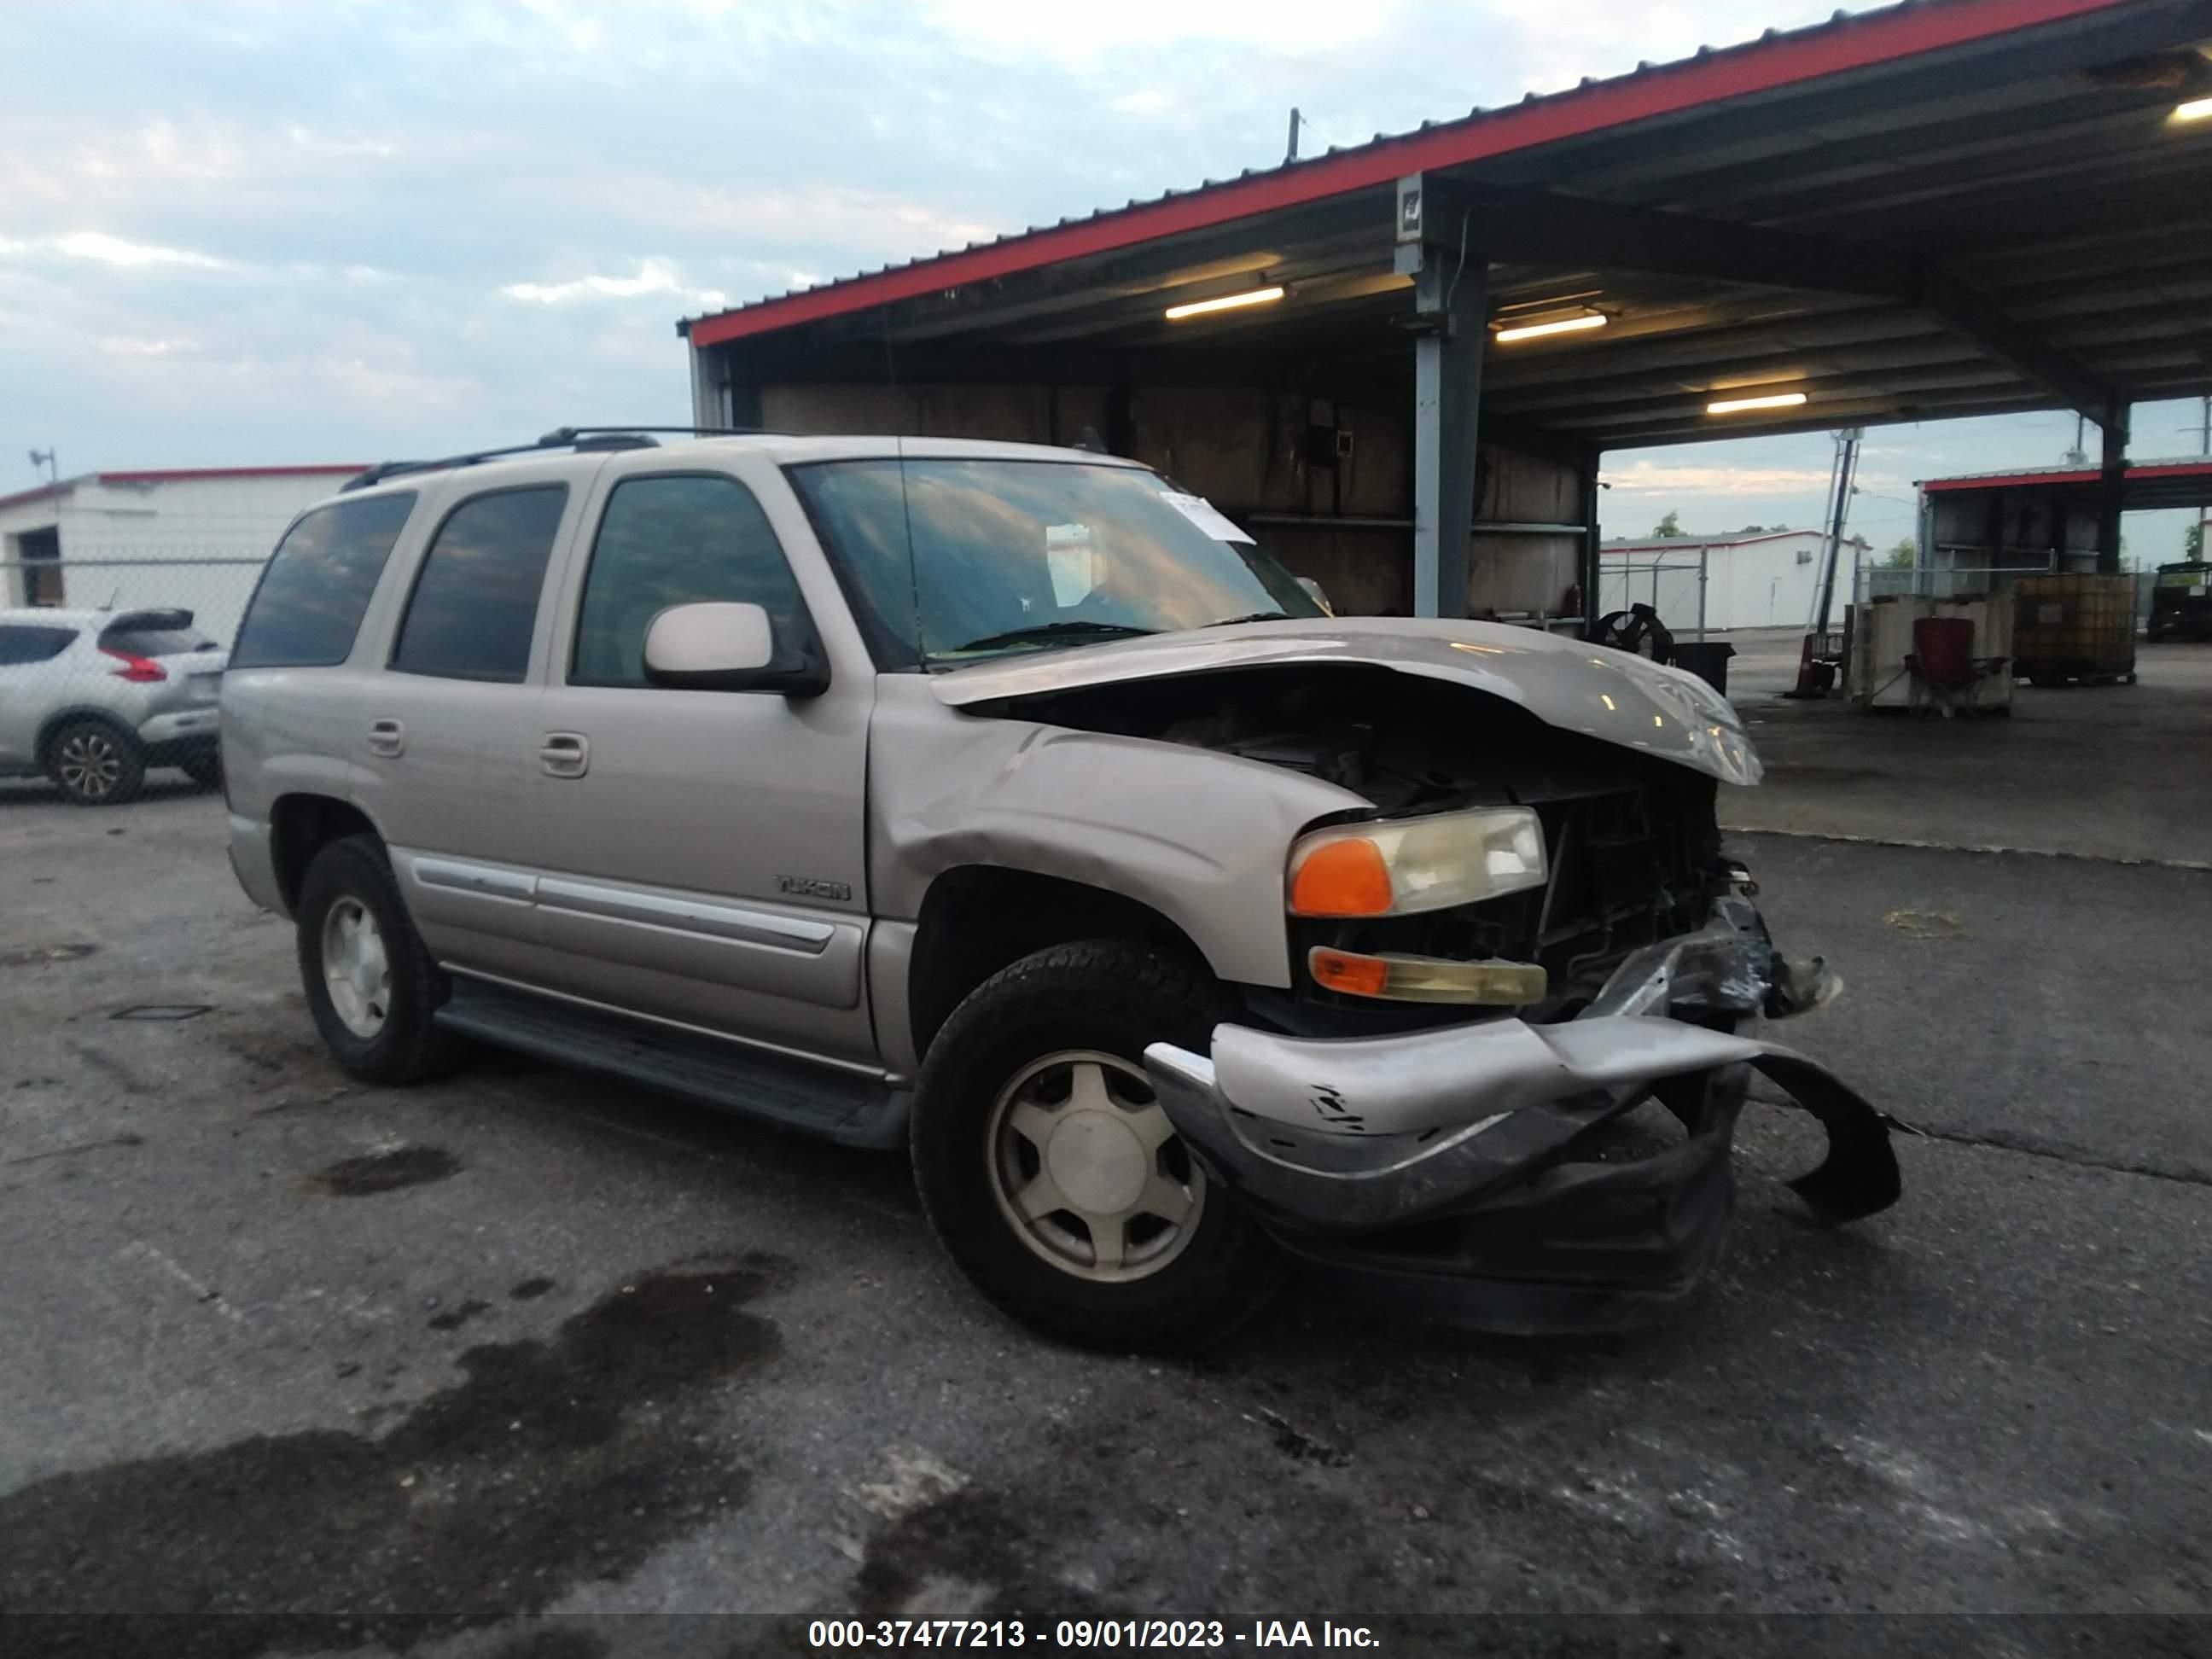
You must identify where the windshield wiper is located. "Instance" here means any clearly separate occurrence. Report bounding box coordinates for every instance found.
[946,620,1159,654]
[1206,610,1291,627]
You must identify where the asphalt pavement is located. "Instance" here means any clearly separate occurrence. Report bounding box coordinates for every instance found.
[0,754,2206,1655]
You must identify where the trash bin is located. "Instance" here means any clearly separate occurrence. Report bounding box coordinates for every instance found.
[1669,641,1735,693]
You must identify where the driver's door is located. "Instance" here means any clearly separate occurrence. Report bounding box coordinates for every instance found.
[524,457,876,1066]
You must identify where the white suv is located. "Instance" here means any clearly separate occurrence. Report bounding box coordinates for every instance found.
[0,608,228,803]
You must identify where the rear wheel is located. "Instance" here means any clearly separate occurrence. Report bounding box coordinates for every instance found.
[910,940,1279,1348]
[47,719,145,806]
[295,835,468,1085]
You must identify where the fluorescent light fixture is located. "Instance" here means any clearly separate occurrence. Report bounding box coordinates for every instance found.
[1493,311,1609,343]
[1706,391,1809,416]
[1163,285,1285,320]
[2176,96,2212,122]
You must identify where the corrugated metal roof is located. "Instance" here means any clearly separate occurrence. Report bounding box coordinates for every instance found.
[681,0,2212,450]
[0,466,367,516]
[679,0,2123,341]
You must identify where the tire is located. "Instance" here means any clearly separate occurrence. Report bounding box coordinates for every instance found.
[180,750,223,789]
[295,834,468,1086]
[911,940,1280,1350]
[45,718,146,806]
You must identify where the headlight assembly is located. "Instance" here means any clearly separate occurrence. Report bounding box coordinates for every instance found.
[1287,806,1548,917]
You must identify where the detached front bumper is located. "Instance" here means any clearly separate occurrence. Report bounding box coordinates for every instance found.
[1143,898,1901,1331]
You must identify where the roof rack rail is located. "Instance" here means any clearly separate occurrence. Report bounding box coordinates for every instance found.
[341,425,786,492]
[536,424,786,444]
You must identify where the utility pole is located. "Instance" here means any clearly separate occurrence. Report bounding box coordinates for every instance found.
[1811,428,1863,639]
[1285,108,1304,163]
[2198,394,2209,457]
[28,447,57,486]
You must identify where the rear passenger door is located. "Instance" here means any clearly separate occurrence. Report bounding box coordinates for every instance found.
[354,468,590,982]
[525,457,876,1065]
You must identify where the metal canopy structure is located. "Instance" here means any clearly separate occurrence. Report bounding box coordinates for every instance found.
[682,0,2212,616]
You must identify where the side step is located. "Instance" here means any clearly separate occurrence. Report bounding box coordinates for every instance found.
[435,977,910,1150]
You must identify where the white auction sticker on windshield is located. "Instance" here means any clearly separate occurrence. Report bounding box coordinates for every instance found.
[1160,491,1254,544]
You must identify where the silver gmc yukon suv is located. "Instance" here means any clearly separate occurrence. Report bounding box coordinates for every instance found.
[222,428,1901,1347]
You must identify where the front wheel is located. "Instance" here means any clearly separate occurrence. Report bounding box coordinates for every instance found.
[911,940,1279,1349]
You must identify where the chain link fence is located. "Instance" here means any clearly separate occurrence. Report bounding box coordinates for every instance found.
[1,548,268,802]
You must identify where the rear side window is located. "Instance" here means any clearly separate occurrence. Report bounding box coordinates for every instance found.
[0,625,75,665]
[392,486,568,683]
[231,492,417,669]
[570,474,805,687]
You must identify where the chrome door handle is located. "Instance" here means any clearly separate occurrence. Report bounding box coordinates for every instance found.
[538,731,590,777]
[367,719,405,757]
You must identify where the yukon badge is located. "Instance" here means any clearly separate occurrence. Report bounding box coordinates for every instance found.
[775,875,853,903]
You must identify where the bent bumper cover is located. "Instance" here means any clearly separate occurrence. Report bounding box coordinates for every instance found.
[1143,906,1901,1330]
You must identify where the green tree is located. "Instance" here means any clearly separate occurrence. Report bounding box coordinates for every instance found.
[1737,523,1767,533]
[2186,521,2205,562]
[1652,511,1685,538]
[1880,538,1917,570]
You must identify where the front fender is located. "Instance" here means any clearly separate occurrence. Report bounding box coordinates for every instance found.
[869,680,1365,989]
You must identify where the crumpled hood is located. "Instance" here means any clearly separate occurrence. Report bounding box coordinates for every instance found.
[930,616,1761,786]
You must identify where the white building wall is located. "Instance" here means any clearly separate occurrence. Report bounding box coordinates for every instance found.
[2,470,358,643]
[1597,530,1847,632]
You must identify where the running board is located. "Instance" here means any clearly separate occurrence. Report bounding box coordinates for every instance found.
[436,978,909,1150]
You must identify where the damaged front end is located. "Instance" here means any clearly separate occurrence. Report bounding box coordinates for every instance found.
[1144,894,1903,1334]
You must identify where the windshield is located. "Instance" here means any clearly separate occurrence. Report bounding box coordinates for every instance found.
[788,457,1323,667]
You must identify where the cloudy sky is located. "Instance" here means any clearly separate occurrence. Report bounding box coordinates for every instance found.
[4,0,2205,555]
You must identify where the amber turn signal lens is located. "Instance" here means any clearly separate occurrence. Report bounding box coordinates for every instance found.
[1288,836,1394,917]
[1306,947,1549,1006]
[1308,947,1391,998]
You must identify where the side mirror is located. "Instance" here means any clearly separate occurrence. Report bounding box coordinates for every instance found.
[1296,576,1335,616]
[643,602,830,697]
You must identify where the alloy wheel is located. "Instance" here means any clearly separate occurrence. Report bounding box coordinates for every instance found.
[985,1048,1206,1283]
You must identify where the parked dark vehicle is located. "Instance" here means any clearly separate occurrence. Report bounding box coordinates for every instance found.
[2146,561,2212,642]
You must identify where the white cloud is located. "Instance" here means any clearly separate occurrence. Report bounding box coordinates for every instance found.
[501,258,725,308]
[920,0,1398,60]
[1476,2,1849,96]
[96,336,199,358]
[1604,459,1839,497]
[55,231,227,269]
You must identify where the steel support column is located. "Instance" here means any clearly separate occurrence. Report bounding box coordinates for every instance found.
[1410,223,1486,620]
[2098,407,2129,573]
[1578,455,1604,638]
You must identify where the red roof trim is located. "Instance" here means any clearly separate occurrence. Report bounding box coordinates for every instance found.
[96,465,366,486]
[1603,529,1831,550]
[688,0,2128,350]
[1922,460,2212,492]
[0,480,73,515]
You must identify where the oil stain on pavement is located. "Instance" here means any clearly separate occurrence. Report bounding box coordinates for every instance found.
[308,1145,462,1196]
[0,1262,785,1658]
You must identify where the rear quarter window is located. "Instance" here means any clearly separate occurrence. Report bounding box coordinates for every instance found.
[0,625,76,666]
[230,492,418,669]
